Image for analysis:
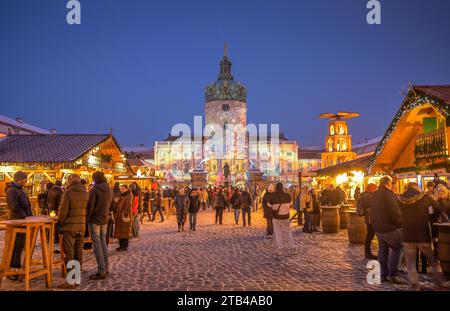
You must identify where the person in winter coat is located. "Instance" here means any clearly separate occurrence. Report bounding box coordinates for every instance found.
[239,189,253,227]
[152,191,164,222]
[86,171,113,280]
[335,186,346,204]
[114,185,132,251]
[38,182,53,216]
[141,188,152,222]
[130,183,141,237]
[268,183,296,250]
[213,188,227,225]
[354,187,362,208]
[321,184,341,206]
[398,182,449,290]
[47,180,63,215]
[174,188,190,232]
[299,186,313,233]
[262,184,275,238]
[356,183,378,260]
[56,174,88,289]
[371,176,404,284]
[5,171,33,281]
[436,185,450,222]
[188,189,200,231]
[310,188,320,232]
[230,188,241,225]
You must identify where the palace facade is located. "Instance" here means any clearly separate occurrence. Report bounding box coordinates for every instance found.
[152,50,303,185]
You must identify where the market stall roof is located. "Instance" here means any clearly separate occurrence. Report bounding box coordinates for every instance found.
[367,85,450,174]
[0,134,119,163]
[0,115,51,135]
[315,155,373,177]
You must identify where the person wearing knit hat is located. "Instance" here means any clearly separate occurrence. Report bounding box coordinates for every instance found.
[357,183,378,260]
[5,171,33,281]
[13,171,28,183]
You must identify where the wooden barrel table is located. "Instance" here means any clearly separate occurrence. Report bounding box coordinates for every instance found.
[320,206,340,234]
[346,210,367,244]
[435,223,450,279]
[339,204,352,229]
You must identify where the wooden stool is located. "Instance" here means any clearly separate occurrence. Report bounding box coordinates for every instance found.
[0,218,54,290]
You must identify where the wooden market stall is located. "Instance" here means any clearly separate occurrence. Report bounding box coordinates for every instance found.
[315,155,379,199]
[367,85,450,192]
[0,134,132,214]
[116,158,164,190]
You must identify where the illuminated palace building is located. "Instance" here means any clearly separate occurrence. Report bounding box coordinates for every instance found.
[153,49,303,185]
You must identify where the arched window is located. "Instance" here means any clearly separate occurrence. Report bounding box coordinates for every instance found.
[330,125,335,135]
[327,138,333,152]
[338,138,347,151]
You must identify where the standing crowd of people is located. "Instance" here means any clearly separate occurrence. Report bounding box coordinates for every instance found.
[357,175,450,290]
[5,171,147,289]
[4,170,450,291]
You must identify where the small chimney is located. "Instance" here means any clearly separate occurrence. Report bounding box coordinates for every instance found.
[50,129,57,134]
[15,117,24,124]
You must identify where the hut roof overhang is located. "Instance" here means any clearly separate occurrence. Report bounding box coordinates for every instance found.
[0,134,131,173]
[315,155,373,177]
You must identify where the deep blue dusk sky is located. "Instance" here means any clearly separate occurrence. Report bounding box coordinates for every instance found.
[1,0,450,147]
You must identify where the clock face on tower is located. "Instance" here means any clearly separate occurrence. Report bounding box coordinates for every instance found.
[222,103,230,112]
[219,110,233,124]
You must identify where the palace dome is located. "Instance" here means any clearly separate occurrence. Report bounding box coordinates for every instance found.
[204,52,247,103]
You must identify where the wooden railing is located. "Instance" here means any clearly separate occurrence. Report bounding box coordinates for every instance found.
[415,128,448,162]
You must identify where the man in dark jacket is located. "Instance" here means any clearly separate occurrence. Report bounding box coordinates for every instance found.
[371,176,404,284]
[5,171,33,280]
[357,183,378,260]
[57,174,88,289]
[47,180,63,214]
[86,171,112,280]
[398,182,449,290]
[188,189,200,231]
[239,189,253,227]
[230,188,241,225]
[321,185,340,206]
[174,188,190,231]
[262,184,275,238]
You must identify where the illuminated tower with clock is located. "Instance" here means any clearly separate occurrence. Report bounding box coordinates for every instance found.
[319,112,360,168]
[203,46,248,183]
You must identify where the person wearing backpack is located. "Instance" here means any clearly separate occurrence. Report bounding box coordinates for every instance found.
[356,183,378,260]
[268,183,296,250]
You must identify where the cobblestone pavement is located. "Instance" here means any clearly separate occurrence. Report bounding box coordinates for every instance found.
[0,210,443,291]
